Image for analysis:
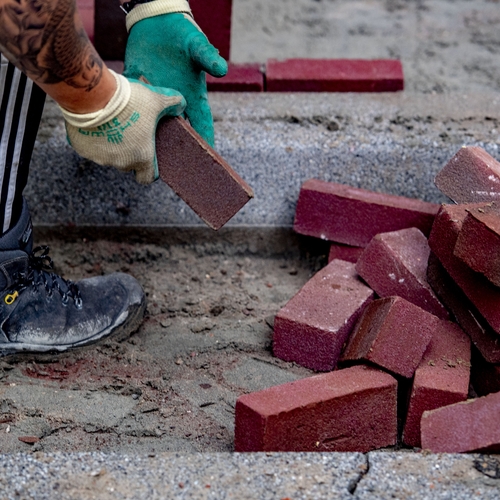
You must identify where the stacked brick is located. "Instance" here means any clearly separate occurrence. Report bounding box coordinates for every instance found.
[235,145,500,453]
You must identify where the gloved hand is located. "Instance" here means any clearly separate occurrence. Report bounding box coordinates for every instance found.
[123,0,228,147]
[61,70,186,184]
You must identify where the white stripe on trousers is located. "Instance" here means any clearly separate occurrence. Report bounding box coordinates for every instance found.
[0,54,33,232]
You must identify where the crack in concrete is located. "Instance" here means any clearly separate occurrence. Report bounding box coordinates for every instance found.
[348,453,370,495]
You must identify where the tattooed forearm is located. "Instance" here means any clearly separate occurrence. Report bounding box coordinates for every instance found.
[0,0,103,91]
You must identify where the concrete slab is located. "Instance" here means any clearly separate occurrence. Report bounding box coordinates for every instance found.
[28,92,500,227]
[0,452,499,499]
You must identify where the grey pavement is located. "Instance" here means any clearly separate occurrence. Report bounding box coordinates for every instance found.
[1,452,499,499]
[27,92,500,227]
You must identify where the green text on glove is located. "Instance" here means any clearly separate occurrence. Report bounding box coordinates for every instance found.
[77,112,141,144]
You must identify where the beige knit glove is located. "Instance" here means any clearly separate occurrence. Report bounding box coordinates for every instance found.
[61,70,186,184]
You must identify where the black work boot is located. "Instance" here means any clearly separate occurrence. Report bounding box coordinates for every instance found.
[0,200,146,357]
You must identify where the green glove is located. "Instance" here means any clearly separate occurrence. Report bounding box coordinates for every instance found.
[123,0,228,147]
[61,71,186,184]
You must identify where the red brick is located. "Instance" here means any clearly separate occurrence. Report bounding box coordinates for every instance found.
[156,117,253,230]
[328,242,364,264]
[273,259,374,372]
[266,59,404,92]
[427,253,500,364]
[471,349,500,397]
[235,365,397,452]
[454,202,500,286]
[434,146,500,204]
[402,321,471,448]
[428,203,500,333]
[341,296,433,378]
[206,63,263,92]
[293,179,439,247]
[421,391,500,453]
[190,0,232,61]
[355,228,449,319]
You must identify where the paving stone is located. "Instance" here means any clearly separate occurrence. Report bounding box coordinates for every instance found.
[341,296,433,379]
[273,259,374,372]
[427,253,500,364]
[454,202,500,286]
[328,242,364,264]
[421,391,500,453]
[435,146,500,204]
[235,365,397,452]
[428,203,500,333]
[266,59,404,92]
[355,453,500,499]
[0,451,367,499]
[293,179,439,247]
[156,117,253,230]
[207,63,264,92]
[402,320,471,448]
[355,228,448,319]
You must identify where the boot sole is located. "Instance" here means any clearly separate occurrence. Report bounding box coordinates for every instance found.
[0,296,146,360]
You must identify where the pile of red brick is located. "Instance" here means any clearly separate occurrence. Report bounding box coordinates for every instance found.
[235,145,500,454]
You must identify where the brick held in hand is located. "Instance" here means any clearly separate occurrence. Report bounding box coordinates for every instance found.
[340,296,433,379]
[402,320,471,448]
[355,227,449,319]
[428,203,500,334]
[293,179,439,247]
[434,146,500,204]
[206,63,264,92]
[234,365,397,452]
[328,242,364,264]
[427,253,500,364]
[454,202,500,287]
[421,391,500,453]
[273,259,374,372]
[266,59,404,92]
[156,117,253,230]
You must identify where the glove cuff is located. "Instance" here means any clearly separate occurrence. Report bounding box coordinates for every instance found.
[60,71,131,129]
[126,0,191,32]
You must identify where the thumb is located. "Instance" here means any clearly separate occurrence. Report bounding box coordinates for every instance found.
[188,33,228,77]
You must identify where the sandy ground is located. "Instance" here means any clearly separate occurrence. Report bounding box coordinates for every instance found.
[0,237,325,453]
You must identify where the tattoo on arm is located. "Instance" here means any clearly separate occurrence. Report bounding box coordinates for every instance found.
[0,0,103,91]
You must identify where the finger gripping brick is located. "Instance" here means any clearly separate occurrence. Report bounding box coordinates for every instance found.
[341,296,434,379]
[355,227,449,319]
[273,259,374,372]
[235,365,398,452]
[293,179,439,247]
[434,146,500,204]
[156,117,253,230]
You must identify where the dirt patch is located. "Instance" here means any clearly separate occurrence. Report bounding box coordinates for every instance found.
[0,237,324,453]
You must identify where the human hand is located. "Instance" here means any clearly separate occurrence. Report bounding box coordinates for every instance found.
[61,71,186,184]
[123,0,227,147]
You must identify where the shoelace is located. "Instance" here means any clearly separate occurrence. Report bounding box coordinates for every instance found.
[15,246,83,309]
